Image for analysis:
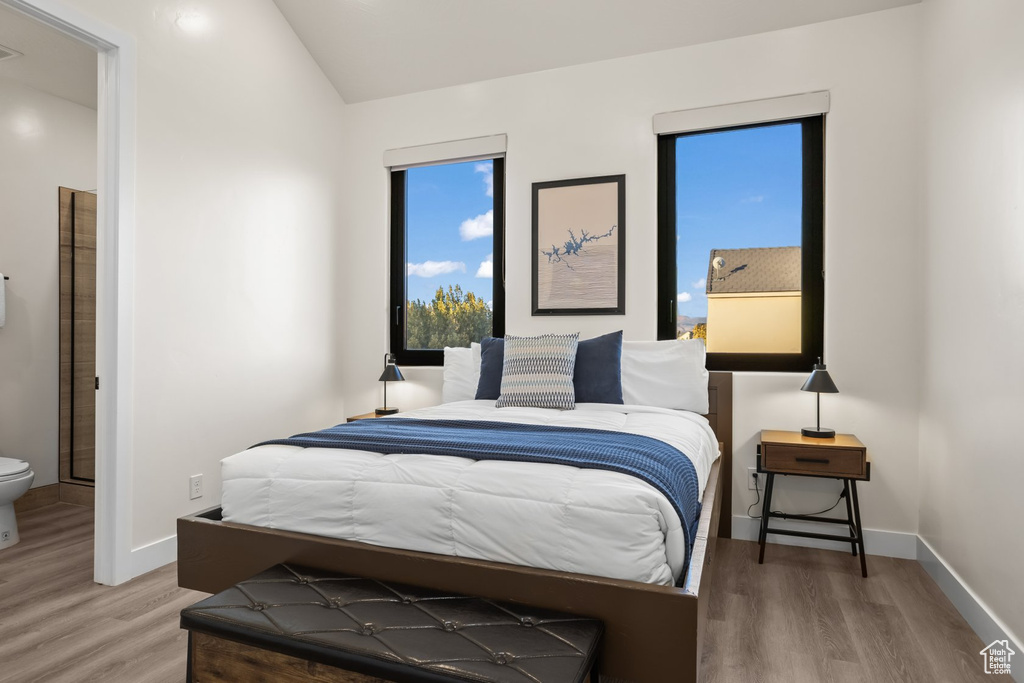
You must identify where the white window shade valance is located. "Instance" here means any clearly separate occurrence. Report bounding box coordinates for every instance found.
[384,134,507,170]
[653,91,830,136]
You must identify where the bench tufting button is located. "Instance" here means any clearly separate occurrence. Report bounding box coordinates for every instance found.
[443,621,457,632]
[361,624,376,636]
[494,652,512,665]
[402,597,414,604]
[251,603,266,612]
[520,617,535,627]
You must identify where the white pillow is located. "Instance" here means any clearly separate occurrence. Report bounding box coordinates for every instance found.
[441,342,481,403]
[620,340,709,413]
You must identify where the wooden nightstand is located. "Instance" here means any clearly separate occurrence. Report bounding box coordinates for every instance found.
[346,412,383,422]
[756,429,871,576]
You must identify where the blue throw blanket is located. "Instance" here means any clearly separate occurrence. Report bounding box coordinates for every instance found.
[256,418,701,574]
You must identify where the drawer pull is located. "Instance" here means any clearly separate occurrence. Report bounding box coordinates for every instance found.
[795,457,830,464]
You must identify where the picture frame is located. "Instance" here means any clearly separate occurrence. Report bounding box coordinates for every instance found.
[532,174,626,316]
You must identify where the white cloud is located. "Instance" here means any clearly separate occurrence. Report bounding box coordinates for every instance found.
[476,253,493,278]
[741,195,765,204]
[475,163,494,197]
[459,209,493,241]
[692,277,706,289]
[677,292,693,303]
[407,260,466,278]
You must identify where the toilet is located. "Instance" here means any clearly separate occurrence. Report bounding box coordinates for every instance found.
[0,457,34,550]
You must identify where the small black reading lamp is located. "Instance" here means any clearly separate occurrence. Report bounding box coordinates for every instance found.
[376,353,405,415]
[800,357,839,438]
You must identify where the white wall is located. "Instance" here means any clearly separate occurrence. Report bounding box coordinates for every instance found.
[54,0,347,548]
[920,0,1024,649]
[0,78,96,488]
[340,7,924,540]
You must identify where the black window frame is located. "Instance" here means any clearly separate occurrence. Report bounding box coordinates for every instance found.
[656,115,825,373]
[389,157,506,366]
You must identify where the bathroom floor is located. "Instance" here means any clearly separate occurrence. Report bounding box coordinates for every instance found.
[0,504,201,683]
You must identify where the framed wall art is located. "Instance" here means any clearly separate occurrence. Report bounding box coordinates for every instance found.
[532,174,625,315]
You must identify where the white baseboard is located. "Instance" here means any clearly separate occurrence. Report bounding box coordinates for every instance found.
[129,534,177,578]
[917,537,1022,682]
[731,515,918,559]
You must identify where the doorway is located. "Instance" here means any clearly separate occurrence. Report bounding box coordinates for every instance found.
[1,0,137,585]
[1,8,96,516]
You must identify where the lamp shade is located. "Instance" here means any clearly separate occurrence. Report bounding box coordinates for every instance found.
[379,364,404,383]
[800,359,838,394]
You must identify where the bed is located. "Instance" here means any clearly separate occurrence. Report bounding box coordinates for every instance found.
[177,369,732,683]
[220,400,718,586]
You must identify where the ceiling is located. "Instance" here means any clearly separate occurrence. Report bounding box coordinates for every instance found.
[273,0,920,104]
[0,3,97,110]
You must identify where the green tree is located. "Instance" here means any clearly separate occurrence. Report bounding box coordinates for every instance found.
[406,285,492,349]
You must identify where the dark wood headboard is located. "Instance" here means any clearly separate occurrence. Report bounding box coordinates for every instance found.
[705,371,733,538]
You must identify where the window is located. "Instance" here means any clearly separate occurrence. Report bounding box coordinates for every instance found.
[657,115,824,372]
[390,157,505,365]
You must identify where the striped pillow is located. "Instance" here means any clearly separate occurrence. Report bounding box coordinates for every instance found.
[496,333,580,410]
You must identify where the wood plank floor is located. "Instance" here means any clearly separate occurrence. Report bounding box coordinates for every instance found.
[702,539,1010,682]
[0,505,1008,682]
[0,504,202,683]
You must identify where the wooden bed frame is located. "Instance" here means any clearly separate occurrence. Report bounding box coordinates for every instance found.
[177,372,733,683]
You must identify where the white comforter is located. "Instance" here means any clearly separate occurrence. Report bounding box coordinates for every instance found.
[220,401,719,585]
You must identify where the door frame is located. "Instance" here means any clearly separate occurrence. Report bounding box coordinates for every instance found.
[1,0,136,585]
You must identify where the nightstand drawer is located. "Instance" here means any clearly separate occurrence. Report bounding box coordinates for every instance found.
[762,445,866,477]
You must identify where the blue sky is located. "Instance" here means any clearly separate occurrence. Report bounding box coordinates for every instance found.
[675,122,802,317]
[406,160,494,305]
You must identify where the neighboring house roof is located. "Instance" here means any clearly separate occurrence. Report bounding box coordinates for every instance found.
[706,246,801,295]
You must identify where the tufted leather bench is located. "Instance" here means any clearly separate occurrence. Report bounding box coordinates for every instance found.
[180,564,602,683]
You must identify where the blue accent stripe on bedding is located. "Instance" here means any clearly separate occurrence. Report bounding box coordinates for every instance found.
[255,418,701,574]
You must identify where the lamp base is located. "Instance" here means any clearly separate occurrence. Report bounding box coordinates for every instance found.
[375,407,399,416]
[801,427,836,439]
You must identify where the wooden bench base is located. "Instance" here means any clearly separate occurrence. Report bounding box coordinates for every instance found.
[190,631,592,683]
[191,632,389,683]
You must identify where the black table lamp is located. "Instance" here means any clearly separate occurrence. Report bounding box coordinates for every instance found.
[800,357,839,438]
[376,353,405,415]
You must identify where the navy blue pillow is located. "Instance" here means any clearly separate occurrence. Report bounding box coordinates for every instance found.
[574,330,624,404]
[476,333,624,404]
[475,337,505,400]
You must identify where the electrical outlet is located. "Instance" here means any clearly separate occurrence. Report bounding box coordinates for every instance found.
[747,467,760,490]
[189,474,203,500]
